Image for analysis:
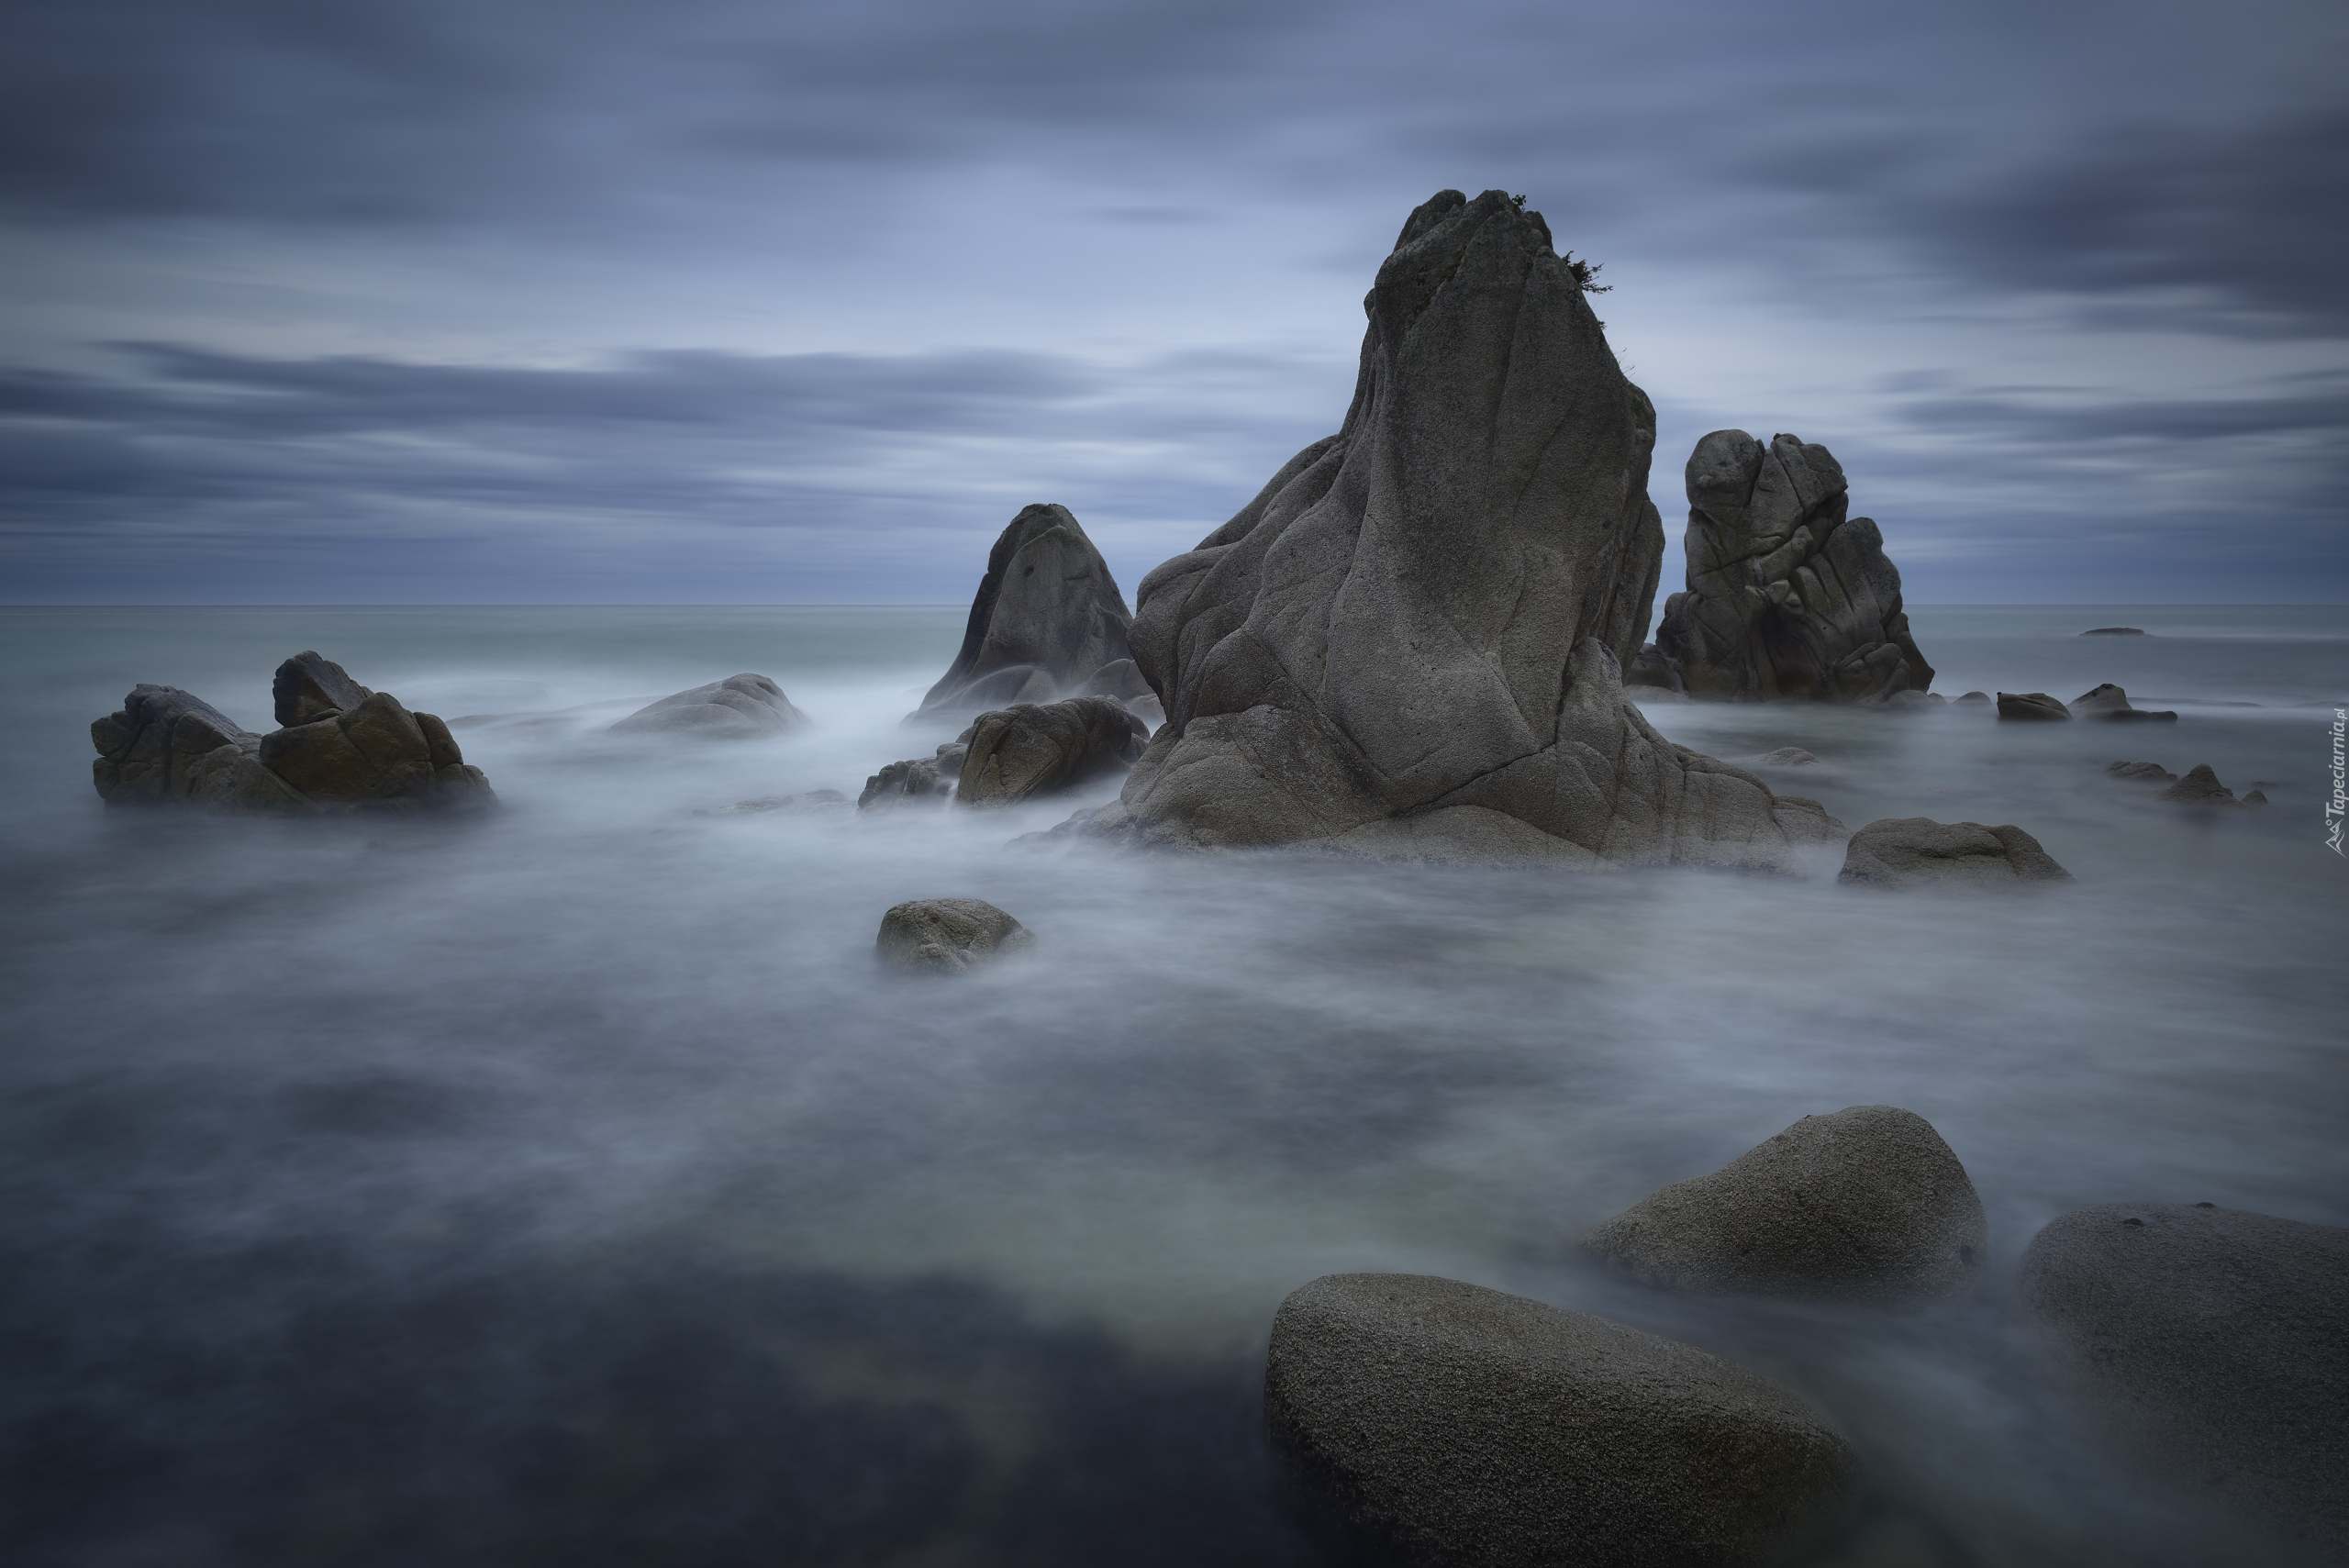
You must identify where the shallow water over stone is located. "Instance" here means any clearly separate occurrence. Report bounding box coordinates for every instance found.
[3,604,2343,1566]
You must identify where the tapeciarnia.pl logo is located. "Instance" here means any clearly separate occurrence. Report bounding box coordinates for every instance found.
[2329,707,2345,855]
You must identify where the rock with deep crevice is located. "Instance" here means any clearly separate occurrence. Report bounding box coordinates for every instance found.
[2020,1203,2348,1550]
[1080,189,1838,870]
[1581,1106,1988,1305]
[908,505,1137,725]
[1839,817,2070,888]
[1266,1273,1859,1568]
[1655,431,1933,704]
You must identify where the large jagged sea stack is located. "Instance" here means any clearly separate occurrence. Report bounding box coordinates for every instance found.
[1085,189,1840,867]
[1656,431,1933,702]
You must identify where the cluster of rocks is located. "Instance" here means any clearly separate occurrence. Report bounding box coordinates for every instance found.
[2109,759,2270,807]
[91,651,496,814]
[1263,1103,2345,1562]
[1996,684,2176,723]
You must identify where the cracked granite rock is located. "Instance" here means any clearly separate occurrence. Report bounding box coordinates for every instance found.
[1077,189,1842,869]
[1655,431,1934,703]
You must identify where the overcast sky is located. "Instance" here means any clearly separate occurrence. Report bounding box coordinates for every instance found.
[4,0,2343,606]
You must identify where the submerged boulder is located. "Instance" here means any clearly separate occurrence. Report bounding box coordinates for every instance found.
[874,898,1033,973]
[610,674,807,738]
[957,697,1148,809]
[1582,1106,1987,1305]
[1954,691,1990,705]
[2019,1204,2349,1547]
[1265,1273,1857,1567]
[2159,763,2246,806]
[1085,189,1836,870]
[1839,817,2070,888]
[93,653,495,813]
[908,504,1137,724]
[1741,747,1820,768]
[1996,692,2071,722]
[1655,430,1934,703]
[2108,760,2178,783]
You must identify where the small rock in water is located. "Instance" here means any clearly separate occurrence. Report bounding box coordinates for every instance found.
[1741,747,1820,768]
[2107,760,2179,783]
[1265,1273,1857,1568]
[2080,626,2148,635]
[874,899,1033,973]
[1996,691,2071,721]
[2019,1204,2349,1548]
[2158,763,2243,807]
[695,789,849,817]
[1840,817,2071,888]
[609,674,807,738]
[2071,683,2176,722]
[1954,691,1991,704]
[2243,789,2271,806]
[958,697,1149,808]
[859,745,968,811]
[1581,1106,1987,1305]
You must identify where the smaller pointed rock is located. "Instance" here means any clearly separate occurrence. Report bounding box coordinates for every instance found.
[910,505,1134,724]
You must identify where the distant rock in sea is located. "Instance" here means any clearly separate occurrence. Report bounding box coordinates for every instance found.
[2108,760,2178,783]
[2159,762,2249,807]
[908,504,1143,725]
[1954,690,1990,705]
[2071,683,2176,723]
[610,673,808,738]
[1582,1106,1987,1305]
[1080,188,1839,870]
[1996,691,2071,721]
[1654,430,1934,703]
[1264,1273,1857,1567]
[2080,627,2148,635]
[2020,1204,2348,1549]
[1839,817,2071,888]
[93,652,495,814]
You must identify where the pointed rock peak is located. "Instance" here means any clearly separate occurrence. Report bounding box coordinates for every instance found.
[909,504,1136,723]
[273,651,373,728]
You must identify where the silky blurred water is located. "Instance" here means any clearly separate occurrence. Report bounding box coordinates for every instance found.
[2,605,2343,1567]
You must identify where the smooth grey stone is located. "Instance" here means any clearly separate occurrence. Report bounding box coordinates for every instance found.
[910,505,1134,723]
[273,650,373,727]
[2080,627,2148,635]
[1996,691,2071,721]
[2159,762,2243,806]
[874,898,1033,973]
[1839,817,2071,888]
[1655,430,1934,704]
[609,673,807,738]
[1954,690,1990,704]
[2108,760,2178,783]
[1582,1106,1987,1305]
[1087,191,1833,870]
[2072,683,2177,723]
[858,743,968,811]
[2019,1204,2348,1549]
[1265,1273,1858,1568]
[2243,788,2271,806]
[957,697,1148,809]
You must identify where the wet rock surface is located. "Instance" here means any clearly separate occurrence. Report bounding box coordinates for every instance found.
[957,697,1149,808]
[1091,190,1831,870]
[2020,1204,2349,1549]
[610,673,808,738]
[1839,817,2071,888]
[1582,1106,1988,1305]
[93,653,495,813]
[2072,683,2176,723]
[1656,429,1934,704]
[859,745,968,811]
[874,898,1034,973]
[1997,692,2071,722]
[1265,1273,1858,1568]
[909,505,1136,724]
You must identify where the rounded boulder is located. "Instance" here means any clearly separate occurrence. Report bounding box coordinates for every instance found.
[874,898,1033,973]
[1266,1273,1857,1568]
[1581,1106,1987,1305]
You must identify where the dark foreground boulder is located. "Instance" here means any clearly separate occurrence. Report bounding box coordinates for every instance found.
[2071,683,2176,723]
[1997,692,2071,721]
[1655,430,1933,703]
[958,697,1148,808]
[874,899,1033,973]
[1582,1106,1987,1305]
[1084,190,1837,870]
[1266,1274,1857,1567]
[2019,1204,2349,1548]
[610,674,807,738]
[908,505,1137,724]
[1839,817,2070,888]
[94,653,495,813]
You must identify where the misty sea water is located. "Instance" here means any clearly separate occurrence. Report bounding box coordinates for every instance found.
[2,603,2344,1566]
